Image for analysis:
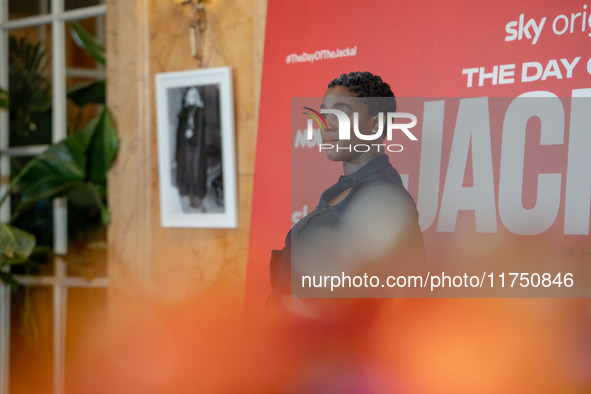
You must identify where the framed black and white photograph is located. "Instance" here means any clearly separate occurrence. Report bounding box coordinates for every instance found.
[155,67,237,228]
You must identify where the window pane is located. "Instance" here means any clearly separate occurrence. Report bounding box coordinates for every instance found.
[9,25,53,147]
[9,286,54,393]
[65,0,105,11]
[9,155,54,275]
[65,288,107,394]
[8,0,50,20]
[65,17,104,134]
[66,18,103,70]
[66,201,107,278]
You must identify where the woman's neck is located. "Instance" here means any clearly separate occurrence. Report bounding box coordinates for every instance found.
[341,151,384,175]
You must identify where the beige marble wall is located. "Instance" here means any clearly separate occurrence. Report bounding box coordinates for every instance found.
[106,0,266,319]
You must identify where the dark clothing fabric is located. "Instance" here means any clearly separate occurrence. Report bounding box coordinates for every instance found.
[269,154,424,301]
[176,105,207,199]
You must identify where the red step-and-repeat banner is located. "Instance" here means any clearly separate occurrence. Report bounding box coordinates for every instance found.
[247,0,591,302]
[243,1,591,391]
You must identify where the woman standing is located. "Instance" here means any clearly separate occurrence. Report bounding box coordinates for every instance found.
[269,71,425,314]
[175,86,208,210]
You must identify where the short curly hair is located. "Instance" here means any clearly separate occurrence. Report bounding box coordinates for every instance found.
[327,71,396,115]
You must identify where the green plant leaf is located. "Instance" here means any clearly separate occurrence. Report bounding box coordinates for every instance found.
[0,271,19,291]
[3,246,52,267]
[0,113,99,211]
[8,35,52,146]
[0,108,117,221]
[67,183,110,225]
[69,21,105,65]
[0,222,35,259]
[19,178,79,205]
[0,87,8,109]
[67,80,105,107]
[87,108,119,184]
[9,180,80,223]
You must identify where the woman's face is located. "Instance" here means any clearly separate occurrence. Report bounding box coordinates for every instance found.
[185,87,200,106]
[320,85,377,162]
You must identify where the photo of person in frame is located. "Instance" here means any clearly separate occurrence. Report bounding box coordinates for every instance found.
[168,85,224,214]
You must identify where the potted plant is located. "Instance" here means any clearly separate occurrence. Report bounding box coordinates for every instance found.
[0,22,118,286]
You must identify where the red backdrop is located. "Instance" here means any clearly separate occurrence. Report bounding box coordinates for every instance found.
[247,0,591,304]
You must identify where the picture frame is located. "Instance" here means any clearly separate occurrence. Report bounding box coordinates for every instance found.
[155,67,237,228]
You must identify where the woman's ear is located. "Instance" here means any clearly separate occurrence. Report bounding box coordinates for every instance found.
[370,113,382,134]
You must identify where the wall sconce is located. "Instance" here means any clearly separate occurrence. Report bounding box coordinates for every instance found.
[174,0,207,61]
